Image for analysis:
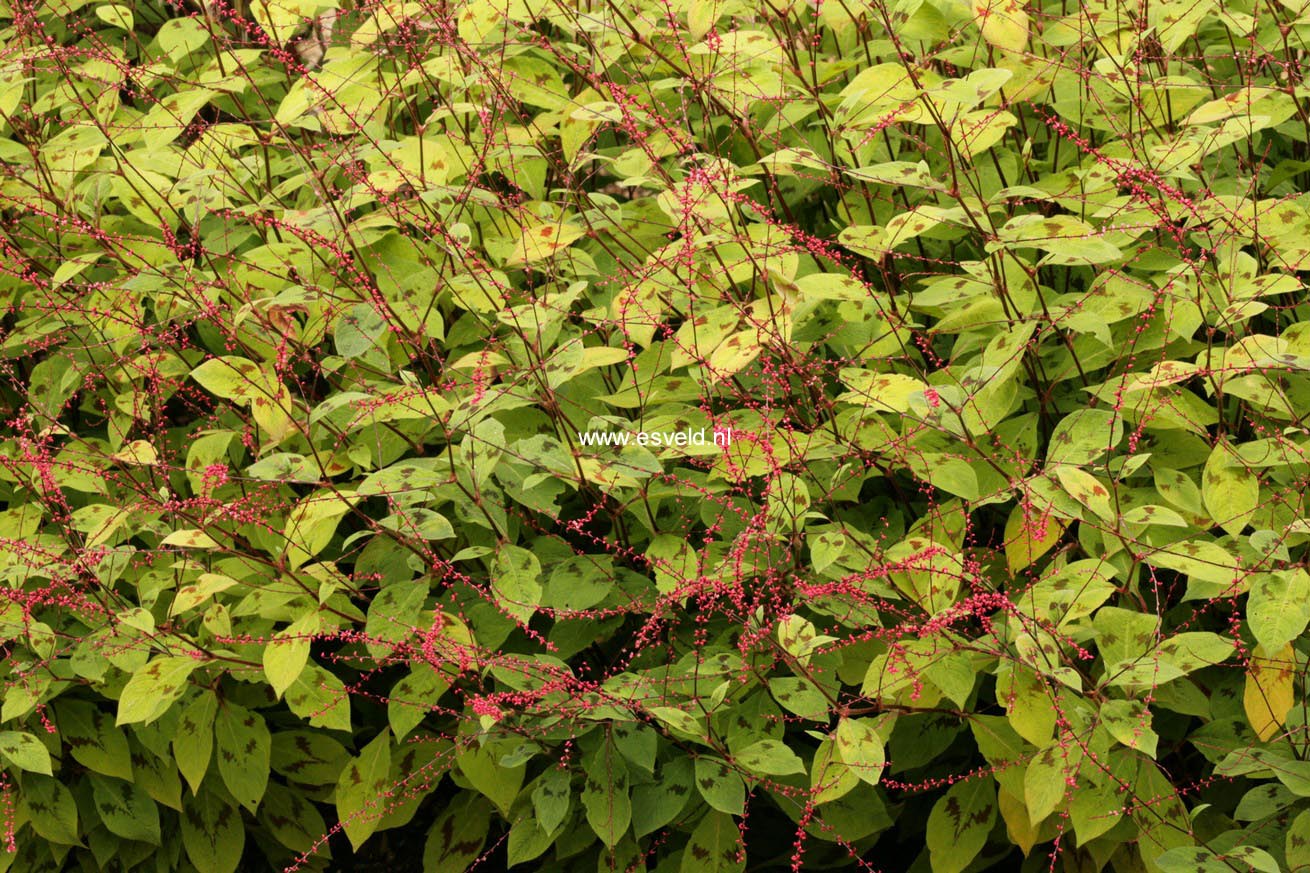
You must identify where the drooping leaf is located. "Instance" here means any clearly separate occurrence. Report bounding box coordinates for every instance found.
[0,732,52,776]
[214,703,271,814]
[335,728,393,851]
[116,656,197,726]
[582,738,632,846]
[18,774,78,845]
[1245,643,1296,742]
[1247,570,1310,653]
[1202,441,1259,536]
[181,784,244,873]
[833,718,885,786]
[926,778,997,873]
[680,811,744,873]
[89,773,161,845]
[423,794,492,872]
[57,700,133,781]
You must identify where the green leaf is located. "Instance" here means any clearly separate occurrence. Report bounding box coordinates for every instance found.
[0,732,51,775]
[284,661,352,732]
[1101,699,1159,757]
[157,17,210,60]
[170,573,239,617]
[366,580,427,661]
[215,703,271,814]
[541,556,614,611]
[1093,606,1160,666]
[926,778,996,873]
[1202,441,1259,536]
[632,757,694,837]
[1155,846,1275,873]
[582,738,631,846]
[173,691,217,795]
[680,811,744,873]
[263,612,319,699]
[18,774,78,845]
[423,794,491,872]
[388,662,449,741]
[956,109,1018,162]
[1248,569,1310,653]
[810,736,859,804]
[181,784,244,873]
[1023,745,1069,824]
[336,729,393,851]
[284,489,360,570]
[735,739,805,776]
[492,545,542,625]
[260,781,330,856]
[1069,779,1123,844]
[456,740,525,816]
[57,700,133,781]
[334,303,388,358]
[190,356,268,403]
[531,767,571,834]
[833,717,885,786]
[116,655,197,726]
[270,730,350,785]
[694,757,745,816]
[140,88,216,151]
[89,774,161,845]
[1287,808,1310,870]
[769,676,829,721]
[96,4,133,29]
[1046,409,1124,466]
[506,811,557,866]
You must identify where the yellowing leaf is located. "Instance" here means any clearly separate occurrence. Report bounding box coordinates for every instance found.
[110,440,158,466]
[1186,87,1285,125]
[1004,505,1066,574]
[251,0,335,44]
[263,612,320,700]
[998,787,1038,856]
[351,1,425,47]
[810,737,858,804]
[0,731,53,776]
[503,220,587,267]
[955,109,1017,161]
[973,0,1029,52]
[284,490,360,570]
[1202,440,1259,536]
[706,330,763,382]
[834,717,885,786]
[116,657,197,726]
[997,214,1122,264]
[838,370,927,413]
[160,529,221,549]
[191,356,265,403]
[1245,643,1295,741]
[170,573,238,617]
[1054,467,1115,523]
[95,4,133,30]
[251,383,297,446]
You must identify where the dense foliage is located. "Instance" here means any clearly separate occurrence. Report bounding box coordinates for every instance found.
[5,0,1310,870]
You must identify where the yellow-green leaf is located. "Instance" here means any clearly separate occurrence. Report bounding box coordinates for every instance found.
[1245,643,1295,742]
